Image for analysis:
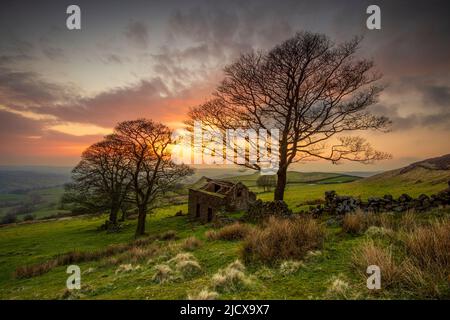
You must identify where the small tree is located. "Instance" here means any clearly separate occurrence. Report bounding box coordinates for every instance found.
[114,119,193,237]
[67,135,132,226]
[256,175,277,192]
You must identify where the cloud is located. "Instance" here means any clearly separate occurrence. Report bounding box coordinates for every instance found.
[0,67,77,107]
[125,21,149,49]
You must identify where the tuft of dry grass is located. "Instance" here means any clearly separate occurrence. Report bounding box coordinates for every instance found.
[279,260,304,275]
[159,230,177,241]
[115,264,141,274]
[343,211,397,235]
[168,252,195,264]
[351,219,450,298]
[188,288,219,300]
[152,264,174,284]
[342,211,366,234]
[206,223,253,241]
[175,260,202,277]
[351,240,400,288]
[325,276,353,299]
[182,236,203,251]
[242,216,324,264]
[399,211,417,231]
[401,219,450,272]
[211,260,251,293]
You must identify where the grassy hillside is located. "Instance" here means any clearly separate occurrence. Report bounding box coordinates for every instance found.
[0,162,449,300]
[223,171,361,188]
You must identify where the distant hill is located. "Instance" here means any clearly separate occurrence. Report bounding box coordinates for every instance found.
[0,168,71,193]
[364,154,450,186]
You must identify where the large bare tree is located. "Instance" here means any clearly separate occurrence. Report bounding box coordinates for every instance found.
[67,135,132,227]
[187,32,391,200]
[114,119,193,237]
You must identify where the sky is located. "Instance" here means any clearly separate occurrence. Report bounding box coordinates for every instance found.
[0,0,449,171]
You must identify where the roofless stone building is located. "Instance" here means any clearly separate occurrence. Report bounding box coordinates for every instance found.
[188,178,256,222]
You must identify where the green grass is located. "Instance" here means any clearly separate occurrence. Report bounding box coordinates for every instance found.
[0,186,66,220]
[0,167,449,299]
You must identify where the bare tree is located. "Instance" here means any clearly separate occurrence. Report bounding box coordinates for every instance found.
[114,119,193,237]
[187,32,391,200]
[67,135,131,227]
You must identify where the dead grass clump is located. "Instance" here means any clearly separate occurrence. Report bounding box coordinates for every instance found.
[242,216,324,264]
[351,240,400,288]
[182,236,203,251]
[279,260,304,275]
[342,211,366,234]
[211,260,251,293]
[168,252,195,264]
[207,223,253,241]
[325,276,353,299]
[205,230,217,241]
[175,260,202,277]
[402,220,450,272]
[115,263,141,274]
[188,288,219,300]
[399,211,417,231]
[159,230,177,241]
[152,264,174,284]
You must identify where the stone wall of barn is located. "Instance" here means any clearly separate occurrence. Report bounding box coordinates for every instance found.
[188,189,226,223]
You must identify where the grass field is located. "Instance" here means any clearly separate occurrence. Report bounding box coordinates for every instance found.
[0,166,449,300]
[0,186,68,221]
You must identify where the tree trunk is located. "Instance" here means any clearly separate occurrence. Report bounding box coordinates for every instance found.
[274,167,287,201]
[135,205,147,237]
[109,206,119,225]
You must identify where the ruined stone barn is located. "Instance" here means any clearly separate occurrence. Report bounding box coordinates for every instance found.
[188,178,256,222]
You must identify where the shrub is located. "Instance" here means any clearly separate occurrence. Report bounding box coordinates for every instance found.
[211,260,251,293]
[23,214,35,222]
[1,213,17,224]
[188,288,219,300]
[152,264,174,283]
[242,216,324,264]
[206,223,252,241]
[351,240,400,288]
[182,236,203,250]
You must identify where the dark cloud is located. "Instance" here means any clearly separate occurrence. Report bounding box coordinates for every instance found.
[421,84,450,110]
[42,46,66,61]
[125,21,149,49]
[0,67,77,107]
[103,54,128,64]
